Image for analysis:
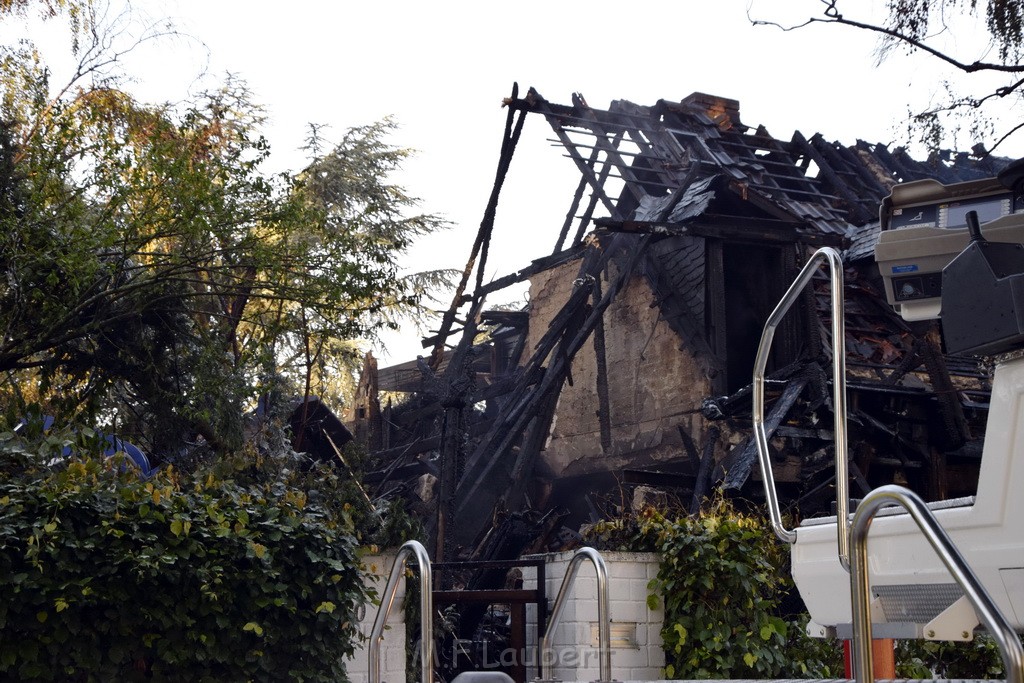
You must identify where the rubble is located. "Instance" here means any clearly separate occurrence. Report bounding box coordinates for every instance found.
[350,85,1004,566]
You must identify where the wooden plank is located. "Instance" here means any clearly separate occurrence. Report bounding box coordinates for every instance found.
[555,143,603,254]
[434,558,545,570]
[706,239,728,395]
[572,131,624,246]
[919,324,971,448]
[509,601,527,683]
[592,277,612,452]
[597,215,847,247]
[539,114,619,215]
[427,85,527,369]
[689,426,720,514]
[622,468,696,487]
[720,373,810,489]
[453,246,585,305]
[368,419,494,464]
[792,130,866,208]
[432,589,540,603]
[452,235,651,546]
[363,460,435,485]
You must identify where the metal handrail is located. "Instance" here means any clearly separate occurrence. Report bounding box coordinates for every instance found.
[368,540,434,683]
[537,547,612,683]
[850,485,1024,683]
[754,246,850,570]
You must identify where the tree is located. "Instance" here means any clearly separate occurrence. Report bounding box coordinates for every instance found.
[752,0,1024,154]
[0,1,448,458]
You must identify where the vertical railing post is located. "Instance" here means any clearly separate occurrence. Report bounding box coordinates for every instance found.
[754,246,850,569]
[368,540,433,683]
[537,547,612,683]
[850,485,1024,683]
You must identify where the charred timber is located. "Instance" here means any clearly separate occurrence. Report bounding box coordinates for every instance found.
[594,216,847,247]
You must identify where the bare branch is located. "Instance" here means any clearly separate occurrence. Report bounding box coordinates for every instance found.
[751,1,1024,73]
[751,0,1024,151]
[984,117,1024,153]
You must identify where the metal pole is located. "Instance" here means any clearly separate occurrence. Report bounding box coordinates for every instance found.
[538,547,612,683]
[753,246,850,570]
[368,540,434,683]
[850,485,1024,683]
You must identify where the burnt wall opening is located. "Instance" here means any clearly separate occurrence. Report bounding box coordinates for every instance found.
[722,242,793,393]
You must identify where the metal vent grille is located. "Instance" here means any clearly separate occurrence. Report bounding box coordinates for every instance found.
[873,583,965,624]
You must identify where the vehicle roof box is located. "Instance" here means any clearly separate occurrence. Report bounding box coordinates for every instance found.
[942,236,1024,355]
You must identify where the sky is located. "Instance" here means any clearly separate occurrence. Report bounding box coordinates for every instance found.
[10,0,1024,366]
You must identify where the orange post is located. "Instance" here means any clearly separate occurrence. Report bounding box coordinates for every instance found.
[844,639,896,679]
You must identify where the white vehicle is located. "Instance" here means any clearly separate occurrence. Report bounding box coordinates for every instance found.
[758,160,1024,649]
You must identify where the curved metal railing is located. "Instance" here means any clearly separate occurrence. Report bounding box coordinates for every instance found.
[850,485,1024,683]
[754,246,851,570]
[537,547,612,683]
[368,540,434,683]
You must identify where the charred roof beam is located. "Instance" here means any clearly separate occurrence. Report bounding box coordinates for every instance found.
[596,216,847,247]
[789,131,879,225]
[553,138,616,252]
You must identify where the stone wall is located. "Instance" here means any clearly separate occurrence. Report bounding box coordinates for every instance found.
[525,260,712,478]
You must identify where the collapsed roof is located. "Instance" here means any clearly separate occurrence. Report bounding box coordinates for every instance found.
[350,85,1004,563]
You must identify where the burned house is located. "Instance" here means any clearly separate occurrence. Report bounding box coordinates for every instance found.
[350,86,1004,563]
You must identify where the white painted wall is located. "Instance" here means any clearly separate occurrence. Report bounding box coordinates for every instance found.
[343,549,664,683]
[523,550,665,682]
[344,552,407,683]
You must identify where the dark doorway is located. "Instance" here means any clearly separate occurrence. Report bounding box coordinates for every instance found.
[721,243,793,393]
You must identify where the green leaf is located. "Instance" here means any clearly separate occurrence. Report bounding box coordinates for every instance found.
[744,652,757,667]
[242,622,264,636]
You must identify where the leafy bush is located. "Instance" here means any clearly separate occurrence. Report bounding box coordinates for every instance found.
[896,635,1007,679]
[586,498,1019,680]
[0,443,368,681]
[198,436,420,551]
[585,499,843,679]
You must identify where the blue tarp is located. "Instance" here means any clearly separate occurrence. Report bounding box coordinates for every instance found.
[20,415,154,477]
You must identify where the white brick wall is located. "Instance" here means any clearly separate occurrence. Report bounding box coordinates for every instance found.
[523,550,665,682]
[344,549,663,683]
[343,552,407,683]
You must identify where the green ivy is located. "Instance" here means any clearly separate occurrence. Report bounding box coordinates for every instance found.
[0,450,368,681]
[896,634,1008,678]
[585,499,842,679]
[586,499,1023,680]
